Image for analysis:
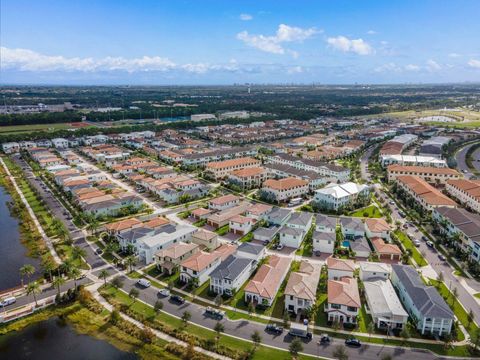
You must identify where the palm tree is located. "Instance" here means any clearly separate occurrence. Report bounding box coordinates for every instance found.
[251,330,262,350]
[99,269,109,286]
[129,288,139,304]
[87,218,100,236]
[71,246,86,261]
[126,255,136,273]
[69,266,81,288]
[52,276,66,296]
[332,344,348,360]
[27,281,41,307]
[181,310,191,326]
[41,255,56,282]
[19,264,35,287]
[289,338,303,359]
[59,259,73,276]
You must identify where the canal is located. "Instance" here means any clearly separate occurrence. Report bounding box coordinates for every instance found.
[0,317,137,359]
[0,185,41,291]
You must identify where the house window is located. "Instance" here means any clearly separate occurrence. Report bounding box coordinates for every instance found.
[331,304,341,309]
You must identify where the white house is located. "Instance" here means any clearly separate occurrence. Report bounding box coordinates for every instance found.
[313,231,336,254]
[236,242,266,262]
[340,217,365,239]
[52,138,69,148]
[209,255,256,296]
[229,215,254,236]
[365,218,391,240]
[2,142,20,154]
[325,277,360,325]
[313,182,370,211]
[359,262,391,281]
[209,194,240,211]
[285,261,321,314]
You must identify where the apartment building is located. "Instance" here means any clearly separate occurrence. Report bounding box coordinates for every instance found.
[261,177,309,202]
[313,182,370,211]
[228,166,269,189]
[387,165,462,184]
[205,157,261,180]
[380,154,447,168]
[395,175,457,211]
[446,179,480,213]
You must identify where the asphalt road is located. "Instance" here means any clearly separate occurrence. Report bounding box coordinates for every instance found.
[360,147,480,322]
[119,275,442,360]
[11,154,106,270]
[455,142,479,179]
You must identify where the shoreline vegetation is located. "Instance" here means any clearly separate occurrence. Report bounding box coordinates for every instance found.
[0,156,52,265]
[0,290,198,360]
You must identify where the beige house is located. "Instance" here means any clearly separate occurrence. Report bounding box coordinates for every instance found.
[387,165,461,184]
[191,229,218,250]
[446,179,480,213]
[228,166,269,189]
[261,177,309,202]
[155,242,199,274]
[284,261,321,314]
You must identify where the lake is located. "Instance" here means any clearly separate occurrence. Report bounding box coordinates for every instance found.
[0,185,41,291]
[0,317,137,359]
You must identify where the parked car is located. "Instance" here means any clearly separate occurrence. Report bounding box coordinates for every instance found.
[158,288,170,297]
[426,241,434,248]
[276,244,284,251]
[265,323,283,334]
[318,334,330,344]
[95,248,103,255]
[414,240,421,247]
[421,236,428,242]
[288,323,312,339]
[438,254,446,261]
[137,279,151,288]
[0,296,16,307]
[170,294,185,304]
[204,306,225,320]
[345,338,361,347]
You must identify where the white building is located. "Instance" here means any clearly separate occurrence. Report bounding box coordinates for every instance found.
[313,182,370,211]
[285,261,320,314]
[52,138,69,148]
[359,262,391,281]
[209,255,256,296]
[2,142,20,154]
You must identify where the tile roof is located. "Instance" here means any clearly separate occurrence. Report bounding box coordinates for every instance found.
[326,256,355,272]
[397,175,457,207]
[244,255,291,300]
[371,238,402,255]
[328,277,361,308]
[365,218,391,233]
[285,261,321,301]
[263,177,308,190]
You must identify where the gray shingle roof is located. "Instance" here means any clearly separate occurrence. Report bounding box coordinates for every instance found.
[392,264,454,320]
[315,214,337,229]
[287,211,313,227]
[210,255,254,281]
[238,242,264,255]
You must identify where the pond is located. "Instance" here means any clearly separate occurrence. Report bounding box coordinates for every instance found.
[0,185,41,291]
[0,317,137,360]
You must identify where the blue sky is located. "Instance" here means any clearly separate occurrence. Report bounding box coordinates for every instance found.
[1,0,479,84]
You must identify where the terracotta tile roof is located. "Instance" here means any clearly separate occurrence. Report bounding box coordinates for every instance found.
[144,217,169,229]
[209,194,239,206]
[229,166,266,178]
[284,261,321,301]
[397,176,457,207]
[263,177,308,191]
[326,256,355,272]
[156,242,198,259]
[181,243,236,271]
[192,229,216,241]
[230,215,253,224]
[365,218,391,233]
[206,157,259,169]
[191,208,213,216]
[247,203,273,215]
[447,179,480,200]
[328,277,361,308]
[244,255,291,300]
[371,237,402,255]
[105,218,142,232]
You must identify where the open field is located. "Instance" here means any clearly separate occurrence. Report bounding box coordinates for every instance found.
[0,122,91,134]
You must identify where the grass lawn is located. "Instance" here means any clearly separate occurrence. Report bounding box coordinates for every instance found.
[394,230,428,267]
[295,239,313,257]
[314,294,328,327]
[239,232,253,242]
[101,285,319,360]
[0,123,79,135]
[215,224,229,236]
[475,293,480,299]
[350,205,382,218]
[429,279,478,337]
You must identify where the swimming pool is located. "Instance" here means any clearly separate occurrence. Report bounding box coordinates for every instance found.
[342,240,350,248]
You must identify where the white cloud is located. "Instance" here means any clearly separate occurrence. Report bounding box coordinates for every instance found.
[239,13,253,21]
[287,66,303,74]
[405,64,420,71]
[0,46,246,74]
[468,59,480,68]
[236,24,318,56]
[448,53,461,58]
[327,36,373,55]
[426,59,441,71]
[367,30,377,35]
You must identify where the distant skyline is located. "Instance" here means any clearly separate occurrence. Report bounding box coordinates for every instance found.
[1,0,480,85]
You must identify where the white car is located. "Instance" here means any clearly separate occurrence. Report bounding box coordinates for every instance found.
[276,244,284,251]
[0,296,16,307]
[137,279,151,288]
[158,288,170,297]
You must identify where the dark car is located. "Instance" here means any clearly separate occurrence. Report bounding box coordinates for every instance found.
[319,334,330,344]
[95,248,104,255]
[265,323,284,334]
[170,295,185,305]
[345,338,361,347]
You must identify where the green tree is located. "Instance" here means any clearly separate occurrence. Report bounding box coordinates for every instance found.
[71,246,86,261]
[27,281,41,307]
[41,255,56,281]
[20,264,35,286]
[214,321,224,350]
[109,309,121,325]
[289,338,303,359]
[99,269,109,286]
[181,310,191,326]
[129,288,139,304]
[400,326,411,344]
[68,266,81,288]
[251,330,262,350]
[111,276,124,289]
[154,300,163,313]
[283,312,290,328]
[52,276,66,296]
[126,255,137,273]
[471,328,480,351]
[367,322,375,339]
